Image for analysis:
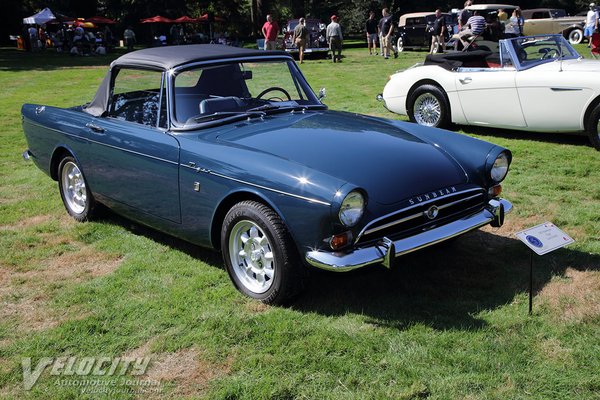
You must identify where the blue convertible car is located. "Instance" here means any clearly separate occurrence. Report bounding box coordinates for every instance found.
[22,45,512,304]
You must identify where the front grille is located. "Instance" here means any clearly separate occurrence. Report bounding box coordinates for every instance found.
[356,188,486,246]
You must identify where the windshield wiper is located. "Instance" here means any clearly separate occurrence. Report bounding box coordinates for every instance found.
[193,111,265,122]
[247,103,325,113]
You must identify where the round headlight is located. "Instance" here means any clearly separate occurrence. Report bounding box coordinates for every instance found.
[339,191,365,227]
[491,153,509,182]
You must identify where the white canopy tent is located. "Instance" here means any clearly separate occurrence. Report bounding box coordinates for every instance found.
[23,8,56,25]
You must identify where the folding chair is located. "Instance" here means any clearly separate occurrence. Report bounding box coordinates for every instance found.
[591,33,600,59]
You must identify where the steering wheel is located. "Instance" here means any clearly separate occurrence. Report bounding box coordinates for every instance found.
[540,48,559,60]
[256,86,291,101]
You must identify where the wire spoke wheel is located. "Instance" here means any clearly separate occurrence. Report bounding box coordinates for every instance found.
[413,92,442,126]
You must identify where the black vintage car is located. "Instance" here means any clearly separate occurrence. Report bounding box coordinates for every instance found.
[283,18,329,57]
[396,12,455,53]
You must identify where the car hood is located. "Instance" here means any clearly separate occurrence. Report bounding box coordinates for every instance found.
[212,111,468,205]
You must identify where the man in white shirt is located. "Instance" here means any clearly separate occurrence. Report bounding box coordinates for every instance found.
[585,3,599,47]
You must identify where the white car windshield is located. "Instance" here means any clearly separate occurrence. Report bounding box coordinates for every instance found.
[508,35,580,69]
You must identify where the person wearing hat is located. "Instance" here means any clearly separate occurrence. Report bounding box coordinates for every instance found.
[585,3,599,47]
[326,15,343,63]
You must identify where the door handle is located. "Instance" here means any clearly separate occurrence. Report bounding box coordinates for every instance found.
[86,123,105,134]
[459,77,472,84]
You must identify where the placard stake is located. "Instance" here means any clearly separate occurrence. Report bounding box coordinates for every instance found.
[529,250,533,315]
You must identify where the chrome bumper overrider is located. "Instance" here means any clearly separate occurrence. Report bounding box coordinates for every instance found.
[305,198,512,272]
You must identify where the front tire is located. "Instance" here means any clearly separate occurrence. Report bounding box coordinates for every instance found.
[221,201,305,304]
[407,84,450,128]
[586,103,600,150]
[396,37,404,52]
[58,156,96,222]
[567,28,583,45]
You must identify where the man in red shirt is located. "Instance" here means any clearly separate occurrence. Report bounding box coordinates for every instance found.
[262,14,279,50]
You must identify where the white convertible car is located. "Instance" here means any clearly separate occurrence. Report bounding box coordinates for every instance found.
[381,35,600,150]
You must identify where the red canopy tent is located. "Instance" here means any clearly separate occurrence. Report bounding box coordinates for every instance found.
[174,15,200,23]
[140,15,176,23]
[197,13,225,22]
[86,16,117,24]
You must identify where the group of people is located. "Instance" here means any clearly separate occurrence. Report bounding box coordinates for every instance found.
[24,23,115,55]
[261,14,344,63]
[365,9,398,58]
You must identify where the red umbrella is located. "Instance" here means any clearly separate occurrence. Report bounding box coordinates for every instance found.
[174,15,200,23]
[140,15,175,23]
[87,16,116,24]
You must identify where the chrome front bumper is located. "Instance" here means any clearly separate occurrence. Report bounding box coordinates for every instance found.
[305,198,512,272]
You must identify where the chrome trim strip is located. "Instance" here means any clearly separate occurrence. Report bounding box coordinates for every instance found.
[550,87,583,92]
[306,198,512,272]
[361,192,484,237]
[24,120,179,166]
[180,164,331,206]
[356,188,483,241]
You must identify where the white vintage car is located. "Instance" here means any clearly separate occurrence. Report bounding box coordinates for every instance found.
[381,34,600,150]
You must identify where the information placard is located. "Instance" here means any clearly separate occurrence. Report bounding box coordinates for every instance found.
[515,222,574,256]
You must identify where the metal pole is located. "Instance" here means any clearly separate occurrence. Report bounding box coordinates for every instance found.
[529,250,533,315]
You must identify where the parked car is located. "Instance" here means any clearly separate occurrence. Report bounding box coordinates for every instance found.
[380,34,600,150]
[396,12,455,53]
[521,8,585,45]
[283,18,328,57]
[21,44,513,304]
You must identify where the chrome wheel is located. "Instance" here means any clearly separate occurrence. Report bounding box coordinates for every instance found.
[228,220,275,294]
[413,92,442,126]
[61,161,87,214]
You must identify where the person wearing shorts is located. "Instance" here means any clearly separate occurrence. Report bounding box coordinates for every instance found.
[366,11,378,55]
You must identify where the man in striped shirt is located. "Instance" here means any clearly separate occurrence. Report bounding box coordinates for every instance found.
[456,10,486,49]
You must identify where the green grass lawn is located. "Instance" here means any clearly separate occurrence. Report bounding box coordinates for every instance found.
[1,45,599,399]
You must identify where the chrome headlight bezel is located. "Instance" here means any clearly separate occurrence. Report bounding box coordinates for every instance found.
[490,152,510,183]
[339,191,365,227]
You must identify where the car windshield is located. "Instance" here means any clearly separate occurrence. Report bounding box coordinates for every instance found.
[508,35,580,69]
[172,59,324,127]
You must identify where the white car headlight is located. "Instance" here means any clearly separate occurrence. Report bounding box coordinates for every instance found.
[491,153,509,183]
[339,191,365,227]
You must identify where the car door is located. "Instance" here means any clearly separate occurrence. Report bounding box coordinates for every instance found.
[455,68,527,128]
[83,67,182,223]
[515,67,591,131]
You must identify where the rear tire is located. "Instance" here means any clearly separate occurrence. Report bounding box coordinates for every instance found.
[586,103,600,150]
[407,84,450,128]
[221,200,306,304]
[58,156,96,222]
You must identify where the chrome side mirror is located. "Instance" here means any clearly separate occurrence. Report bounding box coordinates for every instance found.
[376,94,384,102]
[318,87,326,100]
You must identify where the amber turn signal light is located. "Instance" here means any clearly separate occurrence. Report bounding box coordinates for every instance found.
[330,231,352,250]
[488,184,502,198]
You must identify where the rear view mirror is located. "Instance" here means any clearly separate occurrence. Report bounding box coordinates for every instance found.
[242,71,253,80]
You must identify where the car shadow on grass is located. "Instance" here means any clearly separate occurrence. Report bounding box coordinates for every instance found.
[98,210,599,331]
[292,229,600,330]
[457,124,592,148]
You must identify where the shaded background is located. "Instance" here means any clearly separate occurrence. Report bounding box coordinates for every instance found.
[1,0,591,45]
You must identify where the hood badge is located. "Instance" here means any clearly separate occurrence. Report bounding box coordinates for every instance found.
[408,186,457,206]
[425,205,439,220]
